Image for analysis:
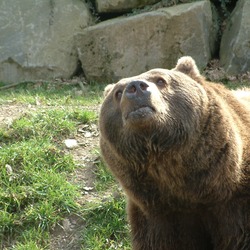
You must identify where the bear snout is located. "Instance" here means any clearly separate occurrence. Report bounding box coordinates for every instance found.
[120,79,166,125]
[125,80,151,99]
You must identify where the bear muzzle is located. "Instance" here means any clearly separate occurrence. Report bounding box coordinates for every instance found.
[121,80,156,124]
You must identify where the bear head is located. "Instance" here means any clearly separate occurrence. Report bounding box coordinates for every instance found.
[99,56,209,162]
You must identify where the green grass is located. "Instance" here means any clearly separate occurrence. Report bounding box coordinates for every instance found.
[0,81,105,106]
[0,109,97,143]
[81,197,131,250]
[220,78,250,90]
[0,110,85,247]
[0,81,131,250]
[93,154,116,192]
[79,152,131,249]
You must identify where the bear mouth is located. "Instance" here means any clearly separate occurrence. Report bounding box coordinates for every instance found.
[126,106,155,120]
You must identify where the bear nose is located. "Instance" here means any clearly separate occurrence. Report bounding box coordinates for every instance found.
[125,80,149,99]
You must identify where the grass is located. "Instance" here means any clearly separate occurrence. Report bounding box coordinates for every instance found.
[81,197,131,250]
[0,108,84,247]
[94,155,116,192]
[0,81,130,249]
[0,130,79,248]
[0,81,104,106]
[0,109,97,143]
[220,78,250,90]
[81,152,131,249]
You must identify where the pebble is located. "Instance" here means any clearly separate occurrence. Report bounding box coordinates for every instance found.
[64,139,78,149]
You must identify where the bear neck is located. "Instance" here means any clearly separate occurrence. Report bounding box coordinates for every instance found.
[116,91,243,208]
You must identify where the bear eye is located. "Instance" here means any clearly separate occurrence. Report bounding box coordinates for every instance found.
[115,90,123,101]
[156,77,166,87]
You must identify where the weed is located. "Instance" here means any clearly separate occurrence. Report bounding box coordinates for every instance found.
[69,109,98,124]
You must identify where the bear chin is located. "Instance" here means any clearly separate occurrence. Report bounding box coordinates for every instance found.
[124,106,155,122]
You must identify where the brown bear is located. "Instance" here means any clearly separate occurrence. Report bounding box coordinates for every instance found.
[99,56,250,250]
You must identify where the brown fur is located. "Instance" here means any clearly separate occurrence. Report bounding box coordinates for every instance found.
[99,56,250,250]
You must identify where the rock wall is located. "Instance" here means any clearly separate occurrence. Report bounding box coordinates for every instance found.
[0,0,92,83]
[76,1,215,82]
[220,0,250,75]
[0,0,248,84]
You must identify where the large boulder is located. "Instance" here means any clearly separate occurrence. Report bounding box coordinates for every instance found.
[0,0,93,83]
[220,0,250,74]
[95,0,160,13]
[76,1,216,83]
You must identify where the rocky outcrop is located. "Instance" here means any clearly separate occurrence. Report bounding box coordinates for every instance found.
[220,0,250,74]
[76,1,216,83]
[95,0,160,13]
[0,0,92,83]
[0,0,248,84]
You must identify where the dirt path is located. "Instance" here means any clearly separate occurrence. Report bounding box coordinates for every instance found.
[0,104,30,126]
[50,116,100,250]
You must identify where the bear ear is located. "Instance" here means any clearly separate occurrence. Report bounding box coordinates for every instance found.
[174,56,202,81]
[103,83,115,97]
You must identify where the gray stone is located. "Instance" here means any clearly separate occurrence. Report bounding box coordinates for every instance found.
[76,1,216,83]
[96,0,160,13]
[220,0,250,74]
[0,0,93,83]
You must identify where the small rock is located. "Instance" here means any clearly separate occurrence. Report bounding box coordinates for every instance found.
[84,131,93,138]
[83,186,94,191]
[64,139,78,149]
